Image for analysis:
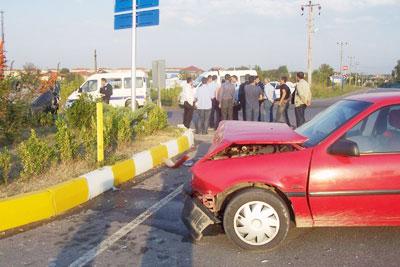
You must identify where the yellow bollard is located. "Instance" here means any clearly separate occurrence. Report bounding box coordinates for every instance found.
[96,102,104,163]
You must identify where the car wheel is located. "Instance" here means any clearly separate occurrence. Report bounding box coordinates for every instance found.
[223,188,290,250]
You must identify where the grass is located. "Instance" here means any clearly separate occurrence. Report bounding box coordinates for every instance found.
[0,126,183,199]
[312,84,364,99]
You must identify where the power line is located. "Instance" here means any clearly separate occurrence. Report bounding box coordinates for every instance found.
[301,1,321,85]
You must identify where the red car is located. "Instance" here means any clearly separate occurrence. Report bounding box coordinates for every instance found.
[182,92,400,250]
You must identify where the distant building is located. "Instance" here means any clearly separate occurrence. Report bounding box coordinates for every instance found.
[181,65,204,77]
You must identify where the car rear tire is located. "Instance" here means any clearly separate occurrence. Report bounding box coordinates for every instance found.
[223,188,290,250]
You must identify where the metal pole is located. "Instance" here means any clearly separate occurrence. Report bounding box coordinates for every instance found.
[131,5,137,111]
[307,2,313,85]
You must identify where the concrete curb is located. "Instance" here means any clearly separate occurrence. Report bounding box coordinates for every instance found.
[0,130,194,232]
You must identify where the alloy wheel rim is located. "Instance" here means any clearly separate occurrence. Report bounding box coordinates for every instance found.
[233,201,280,246]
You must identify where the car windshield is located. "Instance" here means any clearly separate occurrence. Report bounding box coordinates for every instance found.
[295,100,372,147]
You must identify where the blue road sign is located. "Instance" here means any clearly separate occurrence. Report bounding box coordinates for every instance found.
[115,0,159,13]
[114,9,160,30]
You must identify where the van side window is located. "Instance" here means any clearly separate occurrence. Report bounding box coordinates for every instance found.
[124,78,144,89]
[107,78,122,89]
[81,80,98,93]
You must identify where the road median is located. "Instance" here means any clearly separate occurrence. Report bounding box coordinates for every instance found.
[0,130,194,233]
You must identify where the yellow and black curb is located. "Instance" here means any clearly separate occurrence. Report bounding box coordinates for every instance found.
[0,130,194,232]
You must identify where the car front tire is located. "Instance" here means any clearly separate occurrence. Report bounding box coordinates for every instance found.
[223,188,290,250]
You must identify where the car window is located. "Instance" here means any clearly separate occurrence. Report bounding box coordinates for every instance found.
[81,80,98,93]
[107,78,122,89]
[345,105,400,154]
[124,78,144,89]
[296,100,372,147]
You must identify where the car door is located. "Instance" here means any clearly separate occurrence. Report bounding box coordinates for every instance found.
[309,104,400,226]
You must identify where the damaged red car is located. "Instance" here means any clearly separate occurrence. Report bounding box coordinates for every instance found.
[182,92,400,250]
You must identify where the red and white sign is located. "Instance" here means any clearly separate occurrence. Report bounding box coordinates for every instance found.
[342,65,349,71]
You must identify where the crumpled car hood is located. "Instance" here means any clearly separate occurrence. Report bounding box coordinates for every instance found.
[207,120,308,156]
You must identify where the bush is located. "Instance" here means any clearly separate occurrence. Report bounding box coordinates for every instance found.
[0,77,30,143]
[116,110,134,145]
[0,148,12,185]
[18,129,55,177]
[151,87,182,106]
[79,119,97,162]
[65,94,96,130]
[60,74,84,106]
[135,106,168,136]
[32,112,55,127]
[55,117,77,162]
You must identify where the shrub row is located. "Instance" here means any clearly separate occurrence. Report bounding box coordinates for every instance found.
[150,86,182,107]
[0,95,168,183]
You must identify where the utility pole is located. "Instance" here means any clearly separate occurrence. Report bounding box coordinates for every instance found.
[348,56,355,84]
[337,41,348,75]
[0,10,4,44]
[94,49,98,73]
[337,41,348,90]
[301,1,321,85]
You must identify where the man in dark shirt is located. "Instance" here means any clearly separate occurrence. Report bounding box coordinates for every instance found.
[244,76,263,121]
[238,74,250,121]
[100,78,113,104]
[275,76,291,126]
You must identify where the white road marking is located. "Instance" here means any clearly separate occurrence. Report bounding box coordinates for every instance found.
[69,185,184,267]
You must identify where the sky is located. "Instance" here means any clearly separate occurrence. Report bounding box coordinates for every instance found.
[2,0,400,74]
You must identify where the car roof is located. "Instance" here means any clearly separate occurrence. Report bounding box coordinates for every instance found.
[346,92,400,106]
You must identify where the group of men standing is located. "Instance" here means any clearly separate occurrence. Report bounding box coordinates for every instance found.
[180,71,312,135]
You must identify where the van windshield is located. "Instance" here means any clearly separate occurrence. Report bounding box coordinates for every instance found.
[124,78,144,89]
[193,76,205,87]
[80,80,98,93]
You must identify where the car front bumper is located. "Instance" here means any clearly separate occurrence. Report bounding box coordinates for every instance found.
[181,190,220,241]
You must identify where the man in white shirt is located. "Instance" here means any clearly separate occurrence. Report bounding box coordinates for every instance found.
[194,77,214,135]
[209,75,221,130]
[181,77,195,129]
[261,78,276,122]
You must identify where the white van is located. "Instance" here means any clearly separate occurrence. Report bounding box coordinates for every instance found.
[65,70,148,108]
[193,70,258,88]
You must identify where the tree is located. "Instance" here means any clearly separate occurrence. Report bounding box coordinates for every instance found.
[276,66,289,79]
[313,64,334,86]
[254,65,265,80]
[59,68,70,75]
[393,60,400,81]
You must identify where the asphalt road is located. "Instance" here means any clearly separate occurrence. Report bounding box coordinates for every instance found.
[1,97,400,267]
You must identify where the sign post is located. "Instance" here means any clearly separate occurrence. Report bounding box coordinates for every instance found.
[114,0,160,111]
[131,2,137,111]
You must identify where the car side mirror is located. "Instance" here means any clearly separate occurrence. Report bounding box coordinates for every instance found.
[328,139,360,157]
[78,87,82,93]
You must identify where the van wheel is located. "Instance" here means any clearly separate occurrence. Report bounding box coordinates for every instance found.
[223,188,290,250]
[125,99,140,108]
